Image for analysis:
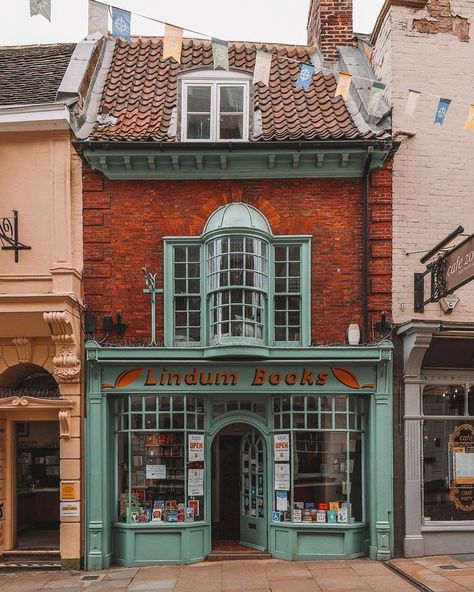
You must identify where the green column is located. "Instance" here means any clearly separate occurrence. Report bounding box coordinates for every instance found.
[85,343,111,570]
[368,342,393,560]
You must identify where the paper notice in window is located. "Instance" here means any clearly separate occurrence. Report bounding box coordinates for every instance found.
[188,469,204,496]
[455,452,474,484]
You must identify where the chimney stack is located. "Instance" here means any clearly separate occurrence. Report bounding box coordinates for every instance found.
[307,0,353,62]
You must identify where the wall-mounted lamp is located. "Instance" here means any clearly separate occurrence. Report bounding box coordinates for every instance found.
[103,312,128,338]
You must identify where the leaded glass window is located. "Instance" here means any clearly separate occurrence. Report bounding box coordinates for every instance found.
[173,245,201,345]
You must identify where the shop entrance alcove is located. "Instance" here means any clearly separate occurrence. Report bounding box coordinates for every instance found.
[211,422,267,553]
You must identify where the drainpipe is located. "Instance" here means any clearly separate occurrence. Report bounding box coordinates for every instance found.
[362,146,374,344]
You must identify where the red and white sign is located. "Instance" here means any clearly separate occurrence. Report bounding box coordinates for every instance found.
[274,434,290,461]
[188,434,205,461]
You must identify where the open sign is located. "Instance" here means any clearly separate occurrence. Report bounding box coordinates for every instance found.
[188,434,205,461]
[274,434,290,460]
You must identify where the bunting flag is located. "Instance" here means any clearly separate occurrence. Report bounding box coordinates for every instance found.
[112,7,131,43]
[212,38,229,71]
[434,98,451,125]
[367,81,386,115]
[88,0,108,36]
[30,0,51,21]
[405,89,421,116]
[464,104,474,131]
[162,24,183,62]
[296,63,315,91]
[253,50,272,86]
[334,72,352,101]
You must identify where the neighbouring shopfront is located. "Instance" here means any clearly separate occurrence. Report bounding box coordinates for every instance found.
[85,345,393,568]
[398,321,474,557]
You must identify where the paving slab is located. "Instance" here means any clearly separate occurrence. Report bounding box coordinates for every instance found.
[270,577,322,592]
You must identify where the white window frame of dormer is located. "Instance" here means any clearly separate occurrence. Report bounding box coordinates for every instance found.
[180,70,250,142]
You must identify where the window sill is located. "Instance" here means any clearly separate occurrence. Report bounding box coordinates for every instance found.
[114,521,208,528]
[421,522,474,531]
[270,521,367,529]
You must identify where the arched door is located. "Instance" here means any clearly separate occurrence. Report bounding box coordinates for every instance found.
[240,429,266,550]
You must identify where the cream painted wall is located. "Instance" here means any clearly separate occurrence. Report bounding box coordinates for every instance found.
[372,1,474,324]
[0,131,83,297]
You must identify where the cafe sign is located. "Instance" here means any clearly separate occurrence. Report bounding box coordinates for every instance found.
[444,233,474,295]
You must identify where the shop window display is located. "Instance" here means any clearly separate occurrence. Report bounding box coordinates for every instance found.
[423,384,474,521]
[116,395,205,524]
[272,394,365,524]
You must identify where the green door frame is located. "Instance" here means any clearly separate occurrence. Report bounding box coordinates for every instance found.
[208,412,271,552]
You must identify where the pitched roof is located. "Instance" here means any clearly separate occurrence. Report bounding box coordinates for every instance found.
[90,38,380,143]
[0,43,76,106]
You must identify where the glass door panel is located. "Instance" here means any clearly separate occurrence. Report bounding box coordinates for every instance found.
[240,430,266,550]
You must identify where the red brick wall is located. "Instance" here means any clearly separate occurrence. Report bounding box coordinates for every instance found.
[307,0,353,61]
[82,163,392,345]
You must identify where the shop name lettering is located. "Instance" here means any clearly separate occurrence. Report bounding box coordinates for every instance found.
[102,367,374,391]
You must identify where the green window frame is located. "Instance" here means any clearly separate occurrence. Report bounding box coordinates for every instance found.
[115,394,206,524]
[272,394,366,525]
[164,230,311,348]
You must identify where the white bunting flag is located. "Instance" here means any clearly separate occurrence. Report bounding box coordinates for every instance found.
[30,0,51,21]
[253,50,272,86]
[163,24,183,62]
[405,89,421,116]
[334,72,352,101]
[88,0,108,36]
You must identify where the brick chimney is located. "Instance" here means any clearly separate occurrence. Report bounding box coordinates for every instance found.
[307,0,353,61]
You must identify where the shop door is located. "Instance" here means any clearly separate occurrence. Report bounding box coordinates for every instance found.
[240,430,266,550]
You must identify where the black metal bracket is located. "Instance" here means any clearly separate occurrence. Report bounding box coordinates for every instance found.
[414,257,450,313]
[1,210,31,263]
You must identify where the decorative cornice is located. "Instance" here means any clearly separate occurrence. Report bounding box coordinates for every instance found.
[82,146,391,180]
[0,395,75,410]
[43,311,81,383]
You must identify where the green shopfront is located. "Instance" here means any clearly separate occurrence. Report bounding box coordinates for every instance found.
[85,347,394,568]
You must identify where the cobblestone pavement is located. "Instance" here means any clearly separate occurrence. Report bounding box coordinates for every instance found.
[0,559,421,592]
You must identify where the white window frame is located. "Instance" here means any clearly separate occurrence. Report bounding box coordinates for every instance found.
[180,71,250,142]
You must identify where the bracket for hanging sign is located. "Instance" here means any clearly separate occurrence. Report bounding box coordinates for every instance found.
[1,210,31,263]
[142,267,163,346]
[414,225,474,313]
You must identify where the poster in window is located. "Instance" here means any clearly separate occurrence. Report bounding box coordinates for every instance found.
[274,463,290,490]
[188,434,205,461]
[274,434,290,461]
[448,424,474,511]
[188,468,204,496]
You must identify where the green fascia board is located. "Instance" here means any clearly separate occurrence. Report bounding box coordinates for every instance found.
[85,339,393,363]
[82,147,389,180]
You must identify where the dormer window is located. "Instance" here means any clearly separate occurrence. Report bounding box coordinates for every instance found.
[180,71,250,142]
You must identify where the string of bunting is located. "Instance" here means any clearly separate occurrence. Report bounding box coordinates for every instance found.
[29,0,474,131]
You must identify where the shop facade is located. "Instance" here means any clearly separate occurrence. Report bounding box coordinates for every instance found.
[85,346,393,568]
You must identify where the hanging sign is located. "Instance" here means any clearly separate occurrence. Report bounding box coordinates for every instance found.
[449,424,474,511]
[146,464,166,479]
[274,434,290,461]
[443,233,474,295]
[188,434,205,461]
[188,469,204,496]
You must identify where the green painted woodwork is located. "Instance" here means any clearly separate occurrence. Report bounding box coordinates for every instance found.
[163,228,311,349]
[240,430,267,550]
[82,147,389,180]
[85,341,393,568]
[269,523,368,560]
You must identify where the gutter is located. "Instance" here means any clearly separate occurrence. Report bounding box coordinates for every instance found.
[362,146,374,344]
[74,138,393,154]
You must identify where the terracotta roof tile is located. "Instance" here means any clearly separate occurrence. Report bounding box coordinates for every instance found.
[91,38,379,142]
[0,43,76,106]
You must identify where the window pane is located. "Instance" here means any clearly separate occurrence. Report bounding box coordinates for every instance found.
[423,420,474,521]
[187,114,210,140]
[220,114,243,139]
[220,86,244,112]
[187,86,211,111]
[423,385,465,416]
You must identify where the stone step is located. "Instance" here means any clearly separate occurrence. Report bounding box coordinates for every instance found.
[207,551,271,561]
[1,549,61,569]
[0,559,61,570]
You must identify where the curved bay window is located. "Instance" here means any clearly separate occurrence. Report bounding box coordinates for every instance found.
[165,203,310,349]
[422,383,474,522]
[208,236,267,344]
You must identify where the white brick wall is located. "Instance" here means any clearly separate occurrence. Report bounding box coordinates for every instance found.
[373,1,474,324]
